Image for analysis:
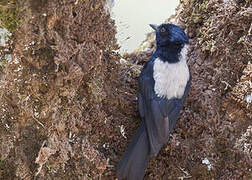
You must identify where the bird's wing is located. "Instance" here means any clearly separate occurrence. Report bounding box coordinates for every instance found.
[138,62,190,156]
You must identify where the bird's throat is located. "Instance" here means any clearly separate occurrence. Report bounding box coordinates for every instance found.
[156,44,183,63]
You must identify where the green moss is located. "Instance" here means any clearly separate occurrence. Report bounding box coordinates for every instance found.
[0,158,4,166]
[182,0,221,53]
[0,159,4,177]
[0,55,9,71]
[87,76,106,103]
[0,0,19,32]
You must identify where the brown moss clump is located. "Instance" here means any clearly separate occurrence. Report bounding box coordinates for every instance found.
[0,0,126,179]
[231,61,252,110]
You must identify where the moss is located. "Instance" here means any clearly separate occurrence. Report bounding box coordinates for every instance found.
[0,158,16,179]
[0,0,251,179]
[0,159,5,177]
[30,0,48,12]
[36,46,56,73]
[0,57,7,70]
[0,0,120,178]
[0,0,19,32]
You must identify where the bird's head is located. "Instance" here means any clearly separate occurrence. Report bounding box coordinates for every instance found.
[150,23,189,48]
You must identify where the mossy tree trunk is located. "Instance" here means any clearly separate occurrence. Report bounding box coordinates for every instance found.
[0,0,251,179]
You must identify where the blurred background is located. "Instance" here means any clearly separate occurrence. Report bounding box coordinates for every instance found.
[111,0,179,54]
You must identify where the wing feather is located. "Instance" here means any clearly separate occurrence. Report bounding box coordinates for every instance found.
[138,61,191,156]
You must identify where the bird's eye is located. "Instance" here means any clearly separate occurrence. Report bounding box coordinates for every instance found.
[160,27,166,33]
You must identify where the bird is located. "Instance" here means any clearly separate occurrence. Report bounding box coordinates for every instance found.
[116,23,191,180]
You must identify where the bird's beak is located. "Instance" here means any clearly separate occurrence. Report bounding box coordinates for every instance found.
[149,24,158,31]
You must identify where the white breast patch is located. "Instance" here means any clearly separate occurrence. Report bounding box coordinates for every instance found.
[153,45,189,99]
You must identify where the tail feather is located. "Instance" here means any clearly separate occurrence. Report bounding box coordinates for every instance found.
[117,122,150,180]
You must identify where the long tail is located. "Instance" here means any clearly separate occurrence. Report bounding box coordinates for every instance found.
[117,121,150,180]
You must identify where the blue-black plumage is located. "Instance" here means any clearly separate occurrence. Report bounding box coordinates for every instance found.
[117,23,191,180]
